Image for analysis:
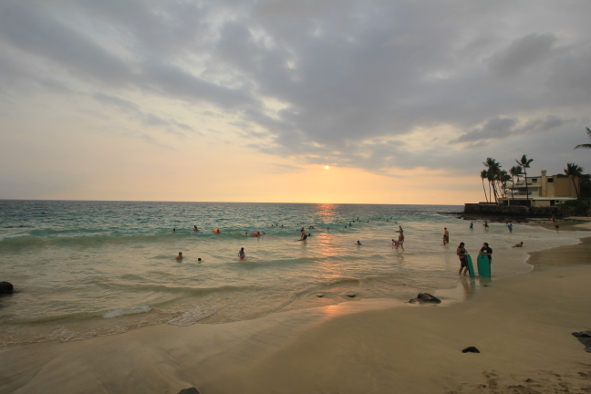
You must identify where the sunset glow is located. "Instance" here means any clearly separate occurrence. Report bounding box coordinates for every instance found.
[1,2,589,205]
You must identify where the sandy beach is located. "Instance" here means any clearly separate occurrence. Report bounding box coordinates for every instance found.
[2,229,591,393]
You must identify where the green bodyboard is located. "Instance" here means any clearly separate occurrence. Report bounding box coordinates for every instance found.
[477,254,491,277]
[466,254,475,278]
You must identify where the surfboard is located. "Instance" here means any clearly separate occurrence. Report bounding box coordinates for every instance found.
[466,254,475,278]
[477,254,491,277]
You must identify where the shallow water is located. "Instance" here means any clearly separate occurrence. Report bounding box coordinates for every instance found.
[0,200,587,348]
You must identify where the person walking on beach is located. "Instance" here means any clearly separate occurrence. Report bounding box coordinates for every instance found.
[443,227,450,245]
[457,242,468,276]
[479,242,493,265]
[238,247,245,260]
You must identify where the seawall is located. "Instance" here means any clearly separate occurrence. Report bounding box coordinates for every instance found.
[463,203,590,218]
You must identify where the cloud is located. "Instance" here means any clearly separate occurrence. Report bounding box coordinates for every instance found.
[1,0,591,187]
[489,33,557,78]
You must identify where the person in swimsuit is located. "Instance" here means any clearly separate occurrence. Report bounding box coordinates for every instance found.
[457,242,468,276]
[238,247,245,260]
[443,227,450,245]
[395,231,404,251]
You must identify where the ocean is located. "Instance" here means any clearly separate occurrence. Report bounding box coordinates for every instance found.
[0,200,587,349]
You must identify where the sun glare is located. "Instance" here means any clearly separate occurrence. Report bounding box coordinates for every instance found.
[324,166,330,170]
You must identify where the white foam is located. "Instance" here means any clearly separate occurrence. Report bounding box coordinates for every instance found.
[103,304,152,319]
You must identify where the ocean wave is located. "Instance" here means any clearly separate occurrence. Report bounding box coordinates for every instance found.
[103,304,152,319]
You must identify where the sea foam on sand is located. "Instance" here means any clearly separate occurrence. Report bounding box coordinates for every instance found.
[2,227,591,393]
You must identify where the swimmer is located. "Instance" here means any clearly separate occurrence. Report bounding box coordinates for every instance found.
[512,242,524,248]
[356,240,362,245]
[173,228,176,232]
[238,247,245,260]
[298,231,308,241]
[197,258,202,263]
[193,226,199,232]
[176,252,183,260]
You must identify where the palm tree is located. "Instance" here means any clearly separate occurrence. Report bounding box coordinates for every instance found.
[564,163,584,199]
[483,158,501,203]
[515,155,533,203]
[574,127,591,150]
[498,170,512,199]
[480,170,489,202]
[509,165,523,202]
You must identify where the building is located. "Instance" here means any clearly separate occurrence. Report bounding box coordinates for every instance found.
[500,170,579,207]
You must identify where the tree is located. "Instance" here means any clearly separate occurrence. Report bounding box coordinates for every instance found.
[515,155,533,203]
[574,127,591,150]
[563,163,584,199]
[480,170,489,203]
[509,165,523,201]
[482,158,501,203]
[498,170,512,199]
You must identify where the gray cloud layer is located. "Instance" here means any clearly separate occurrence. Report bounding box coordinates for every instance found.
[1,0,590,177]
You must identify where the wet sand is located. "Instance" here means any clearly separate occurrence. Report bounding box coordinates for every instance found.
[1,234,591,393]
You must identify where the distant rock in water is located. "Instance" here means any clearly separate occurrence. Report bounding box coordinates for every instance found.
[0,282,13,294]
[408,293,441,304]
[462,346,480,353]
[178,388,200,394]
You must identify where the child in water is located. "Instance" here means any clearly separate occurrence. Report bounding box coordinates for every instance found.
[238,247,245,260]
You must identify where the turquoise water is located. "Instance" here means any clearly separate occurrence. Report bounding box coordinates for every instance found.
[0,200,587,348]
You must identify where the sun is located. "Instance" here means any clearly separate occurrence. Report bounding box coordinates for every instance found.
[324,166,330,170]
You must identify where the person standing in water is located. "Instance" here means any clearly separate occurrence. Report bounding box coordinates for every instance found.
[395,230,404,252]
[443,227,450,245]
[238,247,245,260]
[176,252,183,260]
[479,242,493,265]
[457,242,468,276]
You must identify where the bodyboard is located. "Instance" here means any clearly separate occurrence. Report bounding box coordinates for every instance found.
[477,254,491,277]
[466,254,475,278]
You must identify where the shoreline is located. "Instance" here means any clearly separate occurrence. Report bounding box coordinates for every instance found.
[1,228,591,393]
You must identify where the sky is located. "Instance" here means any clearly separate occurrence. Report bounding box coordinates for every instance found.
[1,0,590,205]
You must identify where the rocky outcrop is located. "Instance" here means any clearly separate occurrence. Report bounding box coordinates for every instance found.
[463,203,591,218]
[0,282,13,294]
[408,293,441,304]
